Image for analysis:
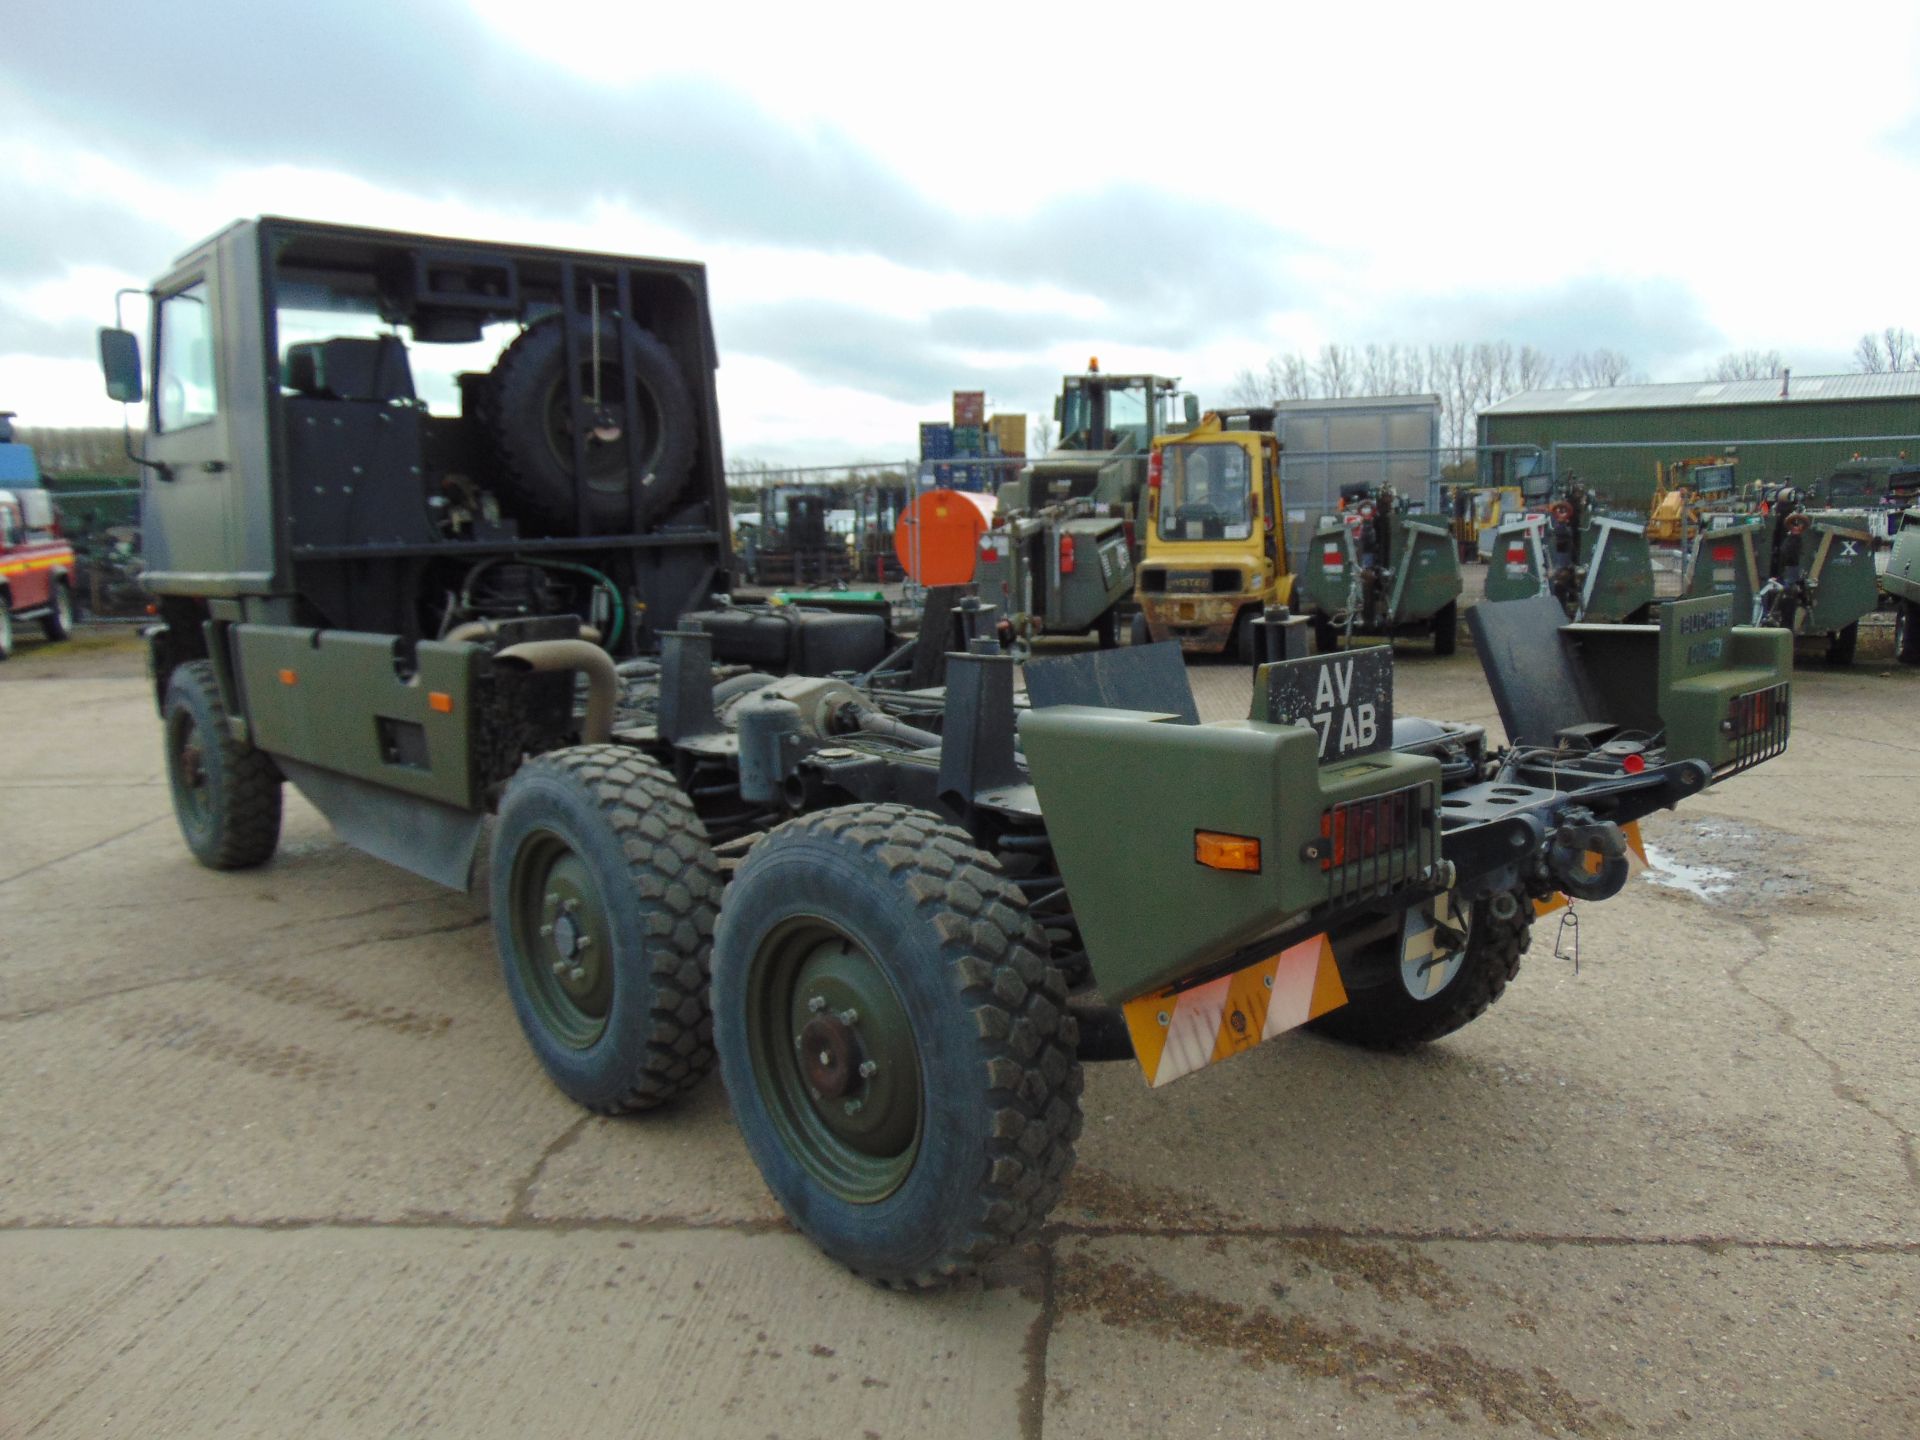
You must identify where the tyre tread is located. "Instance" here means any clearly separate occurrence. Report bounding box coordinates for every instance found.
[168,660,282,869]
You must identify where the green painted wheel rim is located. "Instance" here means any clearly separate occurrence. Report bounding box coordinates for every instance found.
[507,828,616,1049]
[166,706,213,835]
[745,917,923,1205]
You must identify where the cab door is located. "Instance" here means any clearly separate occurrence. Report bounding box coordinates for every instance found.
[141,267,241,591]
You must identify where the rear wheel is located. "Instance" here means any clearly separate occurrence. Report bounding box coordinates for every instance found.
[41,581,74,642]
[713,803,1083,1288]
[1825,620,1858,667]
[1129,611,1151,647]
[0,596,12,660]
[1312,614,1340,654]
[1095,607,1120,650]
[1307,893,1529,1052]
[163,660,283,869]
[492,745,721,1112]
[1236,610,1258,666]
[1431,599,1458,656]
[1897,600,1920,665]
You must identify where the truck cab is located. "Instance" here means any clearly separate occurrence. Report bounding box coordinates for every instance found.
[1135,410,1290,660]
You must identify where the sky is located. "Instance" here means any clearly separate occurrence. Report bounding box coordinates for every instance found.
[2,0,1917,466]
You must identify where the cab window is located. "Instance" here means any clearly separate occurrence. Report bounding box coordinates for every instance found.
[155,281,219,432]
[0,504,19,548]
[1159,443,1254,541]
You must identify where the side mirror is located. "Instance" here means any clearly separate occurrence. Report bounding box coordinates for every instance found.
[99,328,144,404]
[1183,393,1200,425]
[1052,396,1063,423]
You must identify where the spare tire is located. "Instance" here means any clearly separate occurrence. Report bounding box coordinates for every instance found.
[481,314,698,534]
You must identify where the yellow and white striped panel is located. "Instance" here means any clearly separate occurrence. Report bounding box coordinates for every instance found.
[1121,933,1348,1089]
[1533,820,1647,917]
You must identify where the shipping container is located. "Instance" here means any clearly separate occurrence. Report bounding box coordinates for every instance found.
[953,390,986,427]
[952,425,983,455]
[989,413,1027,457]
[920,422,955,460]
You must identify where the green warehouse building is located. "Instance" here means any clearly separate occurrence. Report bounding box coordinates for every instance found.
[1477,371,1920,512]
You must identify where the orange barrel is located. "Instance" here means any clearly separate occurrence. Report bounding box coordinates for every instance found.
[893,489,998,585]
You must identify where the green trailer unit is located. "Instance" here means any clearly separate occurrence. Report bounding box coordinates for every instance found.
[972,507,1134,648]
[1883,504,1920,662]
[1690,506,1879,663]
[1295,488,1462,652]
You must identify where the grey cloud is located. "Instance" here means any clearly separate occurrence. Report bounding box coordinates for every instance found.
[0,303,103,362]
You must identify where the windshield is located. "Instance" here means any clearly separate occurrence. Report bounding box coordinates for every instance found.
[1060,378,1153,452]
[1159,442,1253,541]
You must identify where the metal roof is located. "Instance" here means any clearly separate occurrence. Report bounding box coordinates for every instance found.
[1482,371,1920,416]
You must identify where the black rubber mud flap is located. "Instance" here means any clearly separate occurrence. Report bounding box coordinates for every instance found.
[1467,595,1599,747]
[1024,640,1200,724]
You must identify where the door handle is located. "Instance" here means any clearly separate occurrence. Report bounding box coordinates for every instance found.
[201,460,228,474]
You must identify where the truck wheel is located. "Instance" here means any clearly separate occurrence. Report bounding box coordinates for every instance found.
[1235,611,1258,666]
[1824,621,1858,667]
[1095,608,1120,650]
[0,596,12,660]
[1312,615,1339,654]
[1306,893,1529,1053]
[712,803,1083,1288]
[1431,600,1458,656]
[163,660,283,870]
[481,315,697,535]
[1129,611,1151,647]
[1898,601,1920,665]
[492,745,720,1112]
[41,580,74,642]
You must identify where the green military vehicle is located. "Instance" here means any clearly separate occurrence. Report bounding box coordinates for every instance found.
[1883,495,1920,663]
[973,368,1196,647]
[1687,486,1879,665]
[1294,482,1462,652]
[1483,475,1656,622]
[104,218,1792,1291]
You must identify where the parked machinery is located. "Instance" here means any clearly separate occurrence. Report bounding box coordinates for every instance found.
[746,484,853,588]
[1295,481,1463,653]
[1484,475,1655,622]
[0,413,77,659]
[1882,480,1920,663]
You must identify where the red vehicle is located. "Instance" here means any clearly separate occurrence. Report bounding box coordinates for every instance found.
[0,487,76,660]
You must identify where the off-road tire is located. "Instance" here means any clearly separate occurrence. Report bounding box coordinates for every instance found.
[40,580,74,642]
[1432,599,1458,656]
[1236,609,1258,666]
[1312,614,1340,654]
[713,803,1084,1289]
[0,596,12,660]
[1897,600,1920,665]
[1306,895,1530,1052]
[1129,610,1151,647]
[1096,607,1120,650]
[1824,620,1858,667]
[163,660,283,869]
[480,315,697,535]
[492,745,720,1112]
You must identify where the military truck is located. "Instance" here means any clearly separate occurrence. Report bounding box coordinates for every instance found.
[1133,408,1294,661]
[972,366,1196,646]
[1295,482,1463,653]
[1484,476,1655,622]
[105,218,1792,1291]
[0,415,77,659]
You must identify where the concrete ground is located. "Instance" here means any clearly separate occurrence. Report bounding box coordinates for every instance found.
[2,624,1916,1439]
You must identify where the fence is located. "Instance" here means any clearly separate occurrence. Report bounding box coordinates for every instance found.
[44,486,150,619]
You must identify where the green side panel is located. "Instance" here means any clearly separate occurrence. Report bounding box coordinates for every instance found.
[1580,520,1654,621]
[1804,519,1879,632]
[1047,518,1132,631]
[234,625,479,809]
[1686,519,1764,619]
[1385,515,1462,621]
[1654,597,1790,771]
[1296,517,1352,614]
[1884,510,1920,604]
[1018,706,1442,1002]
[1482,520,1546,602]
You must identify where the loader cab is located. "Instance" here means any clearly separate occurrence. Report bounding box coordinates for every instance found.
[1054,372,1197,455]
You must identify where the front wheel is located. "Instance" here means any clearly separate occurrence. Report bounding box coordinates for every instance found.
[163,660,283,869]
[492,745,721,1112]
[1825,620,1858,667]
[712,804,1083,1288]
[1095,607,1119,650]
[41,581,74,642]
[1307,893,1529,1052]
[0,596,12,660]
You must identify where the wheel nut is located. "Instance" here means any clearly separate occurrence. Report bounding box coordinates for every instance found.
[858,1060,878,1079]
[838,1008,859,1025]
[807,996,827,1014]
[842,1099,863,1116]
[539,923,554,938]
[575,934,594,951]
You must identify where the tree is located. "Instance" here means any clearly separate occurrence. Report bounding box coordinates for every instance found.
[1029,415,1055,456]
[1563,349,1639,388]
[1708,349,1785,381]
[1853,327,1919,372]
[1315,343,1357,398]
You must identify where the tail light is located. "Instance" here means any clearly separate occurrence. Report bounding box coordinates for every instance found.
[1060,534,1076,574]
[1318,794,1409,871]
[1148,449,1163,492]
[980,541,999,564]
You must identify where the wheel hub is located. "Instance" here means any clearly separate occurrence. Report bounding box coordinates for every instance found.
[508,835,613,1045]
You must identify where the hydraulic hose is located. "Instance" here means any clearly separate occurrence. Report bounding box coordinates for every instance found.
[492,639,618,744]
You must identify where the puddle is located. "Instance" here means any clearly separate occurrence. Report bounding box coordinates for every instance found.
[1635,816,1819,913]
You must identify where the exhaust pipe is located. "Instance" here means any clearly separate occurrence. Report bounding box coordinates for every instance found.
[492,639,618,745]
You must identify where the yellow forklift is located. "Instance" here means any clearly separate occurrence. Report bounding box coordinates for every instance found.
[1132,408,1294,662]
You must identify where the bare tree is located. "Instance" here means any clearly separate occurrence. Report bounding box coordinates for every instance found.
[1315,343,1357,398]
[1853,326,1919,372]
[1708,349,1785,381]
[1563,348,1638,388]
[1029,415,1056,455]
[1226,366,1273,406]
[1514,346,1558,392]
